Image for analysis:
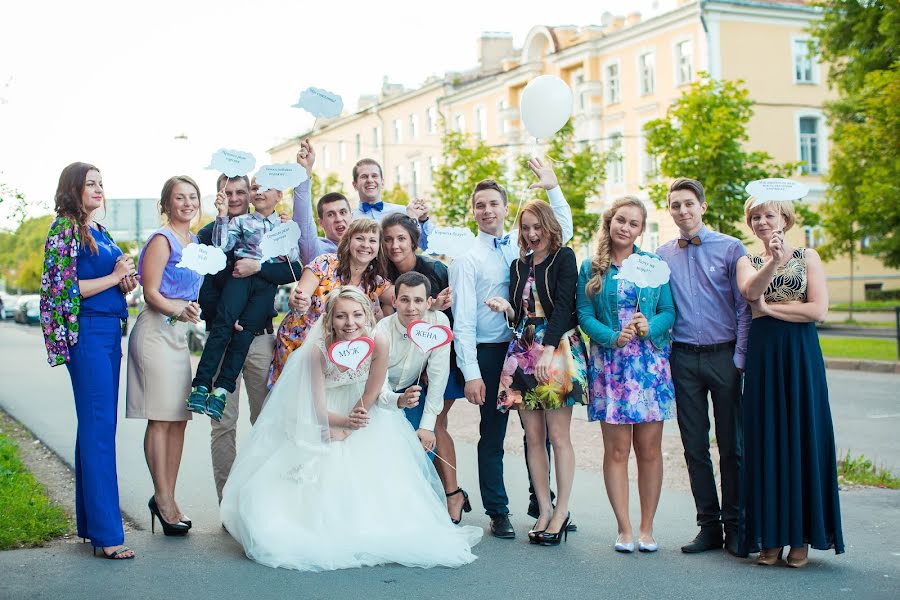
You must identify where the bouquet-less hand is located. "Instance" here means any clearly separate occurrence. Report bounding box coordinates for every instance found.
[289,287,311,313]
[296,138,316,175]
[434,286,452,311]
[748,296,770,319]
[534,345,554,383]
[768,229,786,263]
[406,198,430,223]
[629,312,649,338]
[417,428,436,452]
[398,385,421,409]
[527,157,559,190]
[464,378,486,406]
[233,258,261,279]
[616,324,636,348]
[113,255,135,281]
[177,301,201,324]
[214,190,228,218]
[347,405,369,429]
[485,296,514,320]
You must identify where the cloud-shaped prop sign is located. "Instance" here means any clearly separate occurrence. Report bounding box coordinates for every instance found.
[292,87,344,119]
[613,254,671,289]
[259,221,301,261]
[746,178,809,208]
[255,163,308,192]
[176,243,227,276]
[426,226,476,259]
[206,148,256,178]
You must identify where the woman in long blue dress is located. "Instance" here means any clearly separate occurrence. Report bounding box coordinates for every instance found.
[735,198,844,567]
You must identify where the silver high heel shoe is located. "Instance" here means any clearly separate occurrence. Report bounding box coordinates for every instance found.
[638,538,659,552]
[615,536,635,553]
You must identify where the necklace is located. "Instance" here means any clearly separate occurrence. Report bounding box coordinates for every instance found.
[167,225,191,246]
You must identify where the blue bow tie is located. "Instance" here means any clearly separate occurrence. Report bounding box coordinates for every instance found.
[360,201,384,213]
[494,235,511,248]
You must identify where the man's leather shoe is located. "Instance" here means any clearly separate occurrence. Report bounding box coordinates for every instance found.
[681,528,724,553]
[723,531,740,556]
[489,514,515,539]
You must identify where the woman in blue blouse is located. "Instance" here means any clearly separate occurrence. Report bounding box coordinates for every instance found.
[40,162,137,559]
[576,196,676,553]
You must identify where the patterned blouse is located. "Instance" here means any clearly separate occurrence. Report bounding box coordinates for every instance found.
[747,247,808,303]
[39,217,123,366]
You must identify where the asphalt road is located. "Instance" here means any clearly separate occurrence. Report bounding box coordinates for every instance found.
[0,321,898,600]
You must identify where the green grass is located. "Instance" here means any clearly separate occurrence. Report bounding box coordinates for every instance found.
[820,337,897,361]
[838,451,900,489]
[0,426,70,549]
[836,319,896,328]
[830,300,900,311]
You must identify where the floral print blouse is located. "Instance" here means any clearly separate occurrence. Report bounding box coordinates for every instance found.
[39,217,121,366]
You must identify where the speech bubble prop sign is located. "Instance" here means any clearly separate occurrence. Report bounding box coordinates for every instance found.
[746,178,809,207]
[406,320,454,353]
[613,254,671,289]
[206,148,256,178]
[259,221,301,261]
[176,243,227,275]
[327,337,375,371]
[426,227,476,259]
[255,164,308,192]
[292,87,344,119]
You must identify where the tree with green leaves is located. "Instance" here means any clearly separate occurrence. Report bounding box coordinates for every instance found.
[0,214,53,292]
[432,130,503,233]
[643,76,800,238]
[309,171,344,201]
[810,0,899,269]
[381,183,410,206]
[511,120,607,244]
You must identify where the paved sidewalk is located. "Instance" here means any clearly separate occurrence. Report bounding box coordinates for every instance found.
[1,322,898,599]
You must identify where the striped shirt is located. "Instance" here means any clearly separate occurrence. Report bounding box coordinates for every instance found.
[212,211,282,261]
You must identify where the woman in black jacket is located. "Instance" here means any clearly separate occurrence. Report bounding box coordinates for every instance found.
[486,200,588,546]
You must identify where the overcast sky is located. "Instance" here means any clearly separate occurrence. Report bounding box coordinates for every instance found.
[0,0,671,228]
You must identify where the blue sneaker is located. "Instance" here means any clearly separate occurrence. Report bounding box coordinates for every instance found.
[206,388,227,422]
[186,386,209,414]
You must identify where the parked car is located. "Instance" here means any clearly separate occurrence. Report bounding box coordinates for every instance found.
[13,295,40,325]
[0,293,17,320]
[187,320,207,353]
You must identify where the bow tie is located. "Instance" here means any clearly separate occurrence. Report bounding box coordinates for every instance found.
[677,236,702,248]
[360,201,384,213]
[494,235,511,249]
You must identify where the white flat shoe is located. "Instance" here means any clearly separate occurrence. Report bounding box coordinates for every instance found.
[638,539,658,552]
[615,536,635,553]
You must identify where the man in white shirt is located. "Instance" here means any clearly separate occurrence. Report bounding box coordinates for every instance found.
[376,271,450,453]
[350,159,434,250]
[449,158,572,538]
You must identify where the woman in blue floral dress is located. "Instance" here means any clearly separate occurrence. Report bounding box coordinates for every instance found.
[40,162,138,559]
[486,200,587,546]
[576,196,675,553]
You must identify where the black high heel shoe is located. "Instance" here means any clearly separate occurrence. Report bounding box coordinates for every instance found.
[148,496,189,536]
[446,488,472,524]
[538,512,571,547]
[528,520,547,545]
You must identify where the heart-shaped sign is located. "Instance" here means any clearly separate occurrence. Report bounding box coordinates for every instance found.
[406,320,454,353]
[327,337,375,371]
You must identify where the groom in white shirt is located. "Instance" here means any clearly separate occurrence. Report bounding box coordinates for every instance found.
[449,158,572,538]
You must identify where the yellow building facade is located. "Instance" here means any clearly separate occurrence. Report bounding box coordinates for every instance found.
[269,0,899,302]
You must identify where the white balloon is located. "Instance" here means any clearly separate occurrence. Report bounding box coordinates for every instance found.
[519,75,573,139]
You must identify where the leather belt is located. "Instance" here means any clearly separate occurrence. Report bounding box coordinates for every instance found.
[672,340,736,353]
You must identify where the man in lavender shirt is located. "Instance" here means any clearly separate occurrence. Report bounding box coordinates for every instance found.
[656,178,750,557]
[290,139,349,263]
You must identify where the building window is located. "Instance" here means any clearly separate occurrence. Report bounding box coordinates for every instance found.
[338,141,346,163]
[607,132,624,185]
[393,119,402,144]
[409,114,419,139]
[475,106,486,140]
[355,133,361,157]
[428,156,437,182]
[410,161,420,197]
[454,113,465,133]
[793,38,816,83]
[676,40,693,85]
[646,222,660,252]
[638,51,655,96]
[394,165,402,188]
[323,146,331,169]
[497,99,509,134]
[799,116,820,175]
[605,62,620,105]
[426,106,437,134]
[804,225,825,248]
[572,69,586,112]
[373,126,382,150]
[638,129,658,183]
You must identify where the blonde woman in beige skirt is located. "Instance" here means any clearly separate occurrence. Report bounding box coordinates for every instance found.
[126,176,203,536]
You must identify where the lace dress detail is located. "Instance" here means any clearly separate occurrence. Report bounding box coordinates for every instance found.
[748,247,808,302]
[319,339,373,388]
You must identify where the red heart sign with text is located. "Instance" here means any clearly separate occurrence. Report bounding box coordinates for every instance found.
[327,337,375,371]
[406,320,454,353]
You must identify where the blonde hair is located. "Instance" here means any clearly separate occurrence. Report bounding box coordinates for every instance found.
[585,196,647,297]
[744,197,795,231]
[322,286,376,346]
[516,200,563,261]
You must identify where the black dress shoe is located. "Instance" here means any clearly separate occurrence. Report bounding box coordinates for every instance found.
[723,531,740,556]
[681,527,723,553]
[489,514,516,539]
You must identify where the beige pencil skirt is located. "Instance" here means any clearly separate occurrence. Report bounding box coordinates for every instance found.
[126,301,193,421]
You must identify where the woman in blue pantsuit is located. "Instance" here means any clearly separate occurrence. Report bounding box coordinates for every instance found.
[40,162,138,559]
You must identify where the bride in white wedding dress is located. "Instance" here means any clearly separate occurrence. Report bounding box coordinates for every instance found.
[220,286,482,571]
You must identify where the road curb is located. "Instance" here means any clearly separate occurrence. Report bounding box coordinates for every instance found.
[826,357,900,374]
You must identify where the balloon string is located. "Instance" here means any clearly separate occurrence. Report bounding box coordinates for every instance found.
[432,450,456,471]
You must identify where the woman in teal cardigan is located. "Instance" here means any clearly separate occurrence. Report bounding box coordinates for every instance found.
[576,196,676,554]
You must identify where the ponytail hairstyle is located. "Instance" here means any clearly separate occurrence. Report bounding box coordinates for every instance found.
[585,196,647,297]
[54,162,102,254]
